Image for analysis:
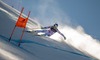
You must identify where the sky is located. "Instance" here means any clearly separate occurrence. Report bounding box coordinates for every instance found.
[1,0,100,40]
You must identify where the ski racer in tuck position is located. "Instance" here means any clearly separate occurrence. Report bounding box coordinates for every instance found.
[26,23,66,40]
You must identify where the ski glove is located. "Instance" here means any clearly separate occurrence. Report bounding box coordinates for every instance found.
[64,36,66,40]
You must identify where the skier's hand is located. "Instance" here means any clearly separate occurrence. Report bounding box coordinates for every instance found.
[64,36,66,40]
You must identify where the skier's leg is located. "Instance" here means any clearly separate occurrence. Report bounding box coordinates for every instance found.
[33,30,48,36]
[35,30,47,32]
[44,30,55,36]
[26,30,47,33]
[36,30,51,36]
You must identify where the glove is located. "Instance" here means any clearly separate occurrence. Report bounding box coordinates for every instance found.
[64,36,66,40]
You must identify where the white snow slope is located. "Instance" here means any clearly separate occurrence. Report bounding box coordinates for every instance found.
[0,1,95,60]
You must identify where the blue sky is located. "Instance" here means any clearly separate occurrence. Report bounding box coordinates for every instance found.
[57,0,100,40]
[2,0,100,40]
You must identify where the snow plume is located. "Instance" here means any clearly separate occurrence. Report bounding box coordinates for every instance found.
[36,0,100,59]
[51,25,100,59]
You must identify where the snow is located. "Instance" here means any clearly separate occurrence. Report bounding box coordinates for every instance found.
[0,1,93,60]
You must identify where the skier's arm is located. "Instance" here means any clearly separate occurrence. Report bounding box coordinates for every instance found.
[41,26,51,29]
[57,30,66,40]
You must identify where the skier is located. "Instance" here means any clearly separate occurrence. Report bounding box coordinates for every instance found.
[26,23,66,40]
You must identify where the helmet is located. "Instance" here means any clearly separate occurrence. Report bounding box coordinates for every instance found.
[54,23,58,27]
